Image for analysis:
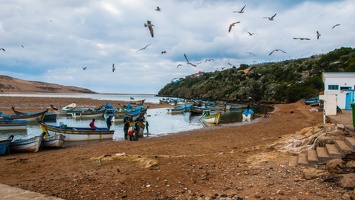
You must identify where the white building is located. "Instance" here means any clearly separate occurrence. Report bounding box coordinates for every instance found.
[320,72,355,115]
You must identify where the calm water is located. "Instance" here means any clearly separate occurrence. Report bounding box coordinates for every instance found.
[0,93,273,140]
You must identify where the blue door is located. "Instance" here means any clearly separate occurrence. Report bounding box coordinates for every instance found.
[345,92,354,110]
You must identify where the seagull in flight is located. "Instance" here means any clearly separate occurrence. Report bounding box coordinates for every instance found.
[161,51,167,54]
[136,43,151,52]
[228,21,240,32]
[263,13,276,21]
[183,54,198,67]
[155,6,161,12]
[205,59,214,62]
[269,49,286,56]
[0,48,5,51]
[112,63,115,72]
[245,52,256,56]
[316,31,321,40]
[177,64,183,68]
[144,20,154,38]
[233,5,246,13]
[247,31,256,36]
[21,45,24,48]
[82,67,87,70]
[332,24,340,29]
[293,37,310,40]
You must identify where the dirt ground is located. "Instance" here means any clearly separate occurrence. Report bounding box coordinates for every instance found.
[0,97,352,199]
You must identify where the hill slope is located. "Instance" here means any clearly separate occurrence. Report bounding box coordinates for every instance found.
[0,75,96,94]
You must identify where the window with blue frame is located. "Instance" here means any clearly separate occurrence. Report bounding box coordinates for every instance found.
[328,85,339,90]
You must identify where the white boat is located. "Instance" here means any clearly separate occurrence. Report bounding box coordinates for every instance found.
[0,120,28,130]
[42,134,66,148]
[202,112,221,124]
[9,135,42,153]
[70,111,104,118]
[242,109,254,120]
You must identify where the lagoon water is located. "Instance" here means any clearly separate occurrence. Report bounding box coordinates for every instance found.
[0,93,272,140]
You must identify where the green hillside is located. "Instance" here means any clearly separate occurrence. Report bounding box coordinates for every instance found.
[158,47,355,103]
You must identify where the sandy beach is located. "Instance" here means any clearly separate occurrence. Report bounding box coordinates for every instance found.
[0,96,351,199]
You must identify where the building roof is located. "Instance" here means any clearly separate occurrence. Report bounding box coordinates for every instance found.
[322,72,355,82]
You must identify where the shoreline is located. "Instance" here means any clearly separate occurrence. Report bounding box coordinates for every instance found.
[1,96,343,200]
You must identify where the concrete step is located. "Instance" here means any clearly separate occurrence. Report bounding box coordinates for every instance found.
[288,155,298,167]
[335,140,352,155]
[345,137,355,151]
[297,152,308,165]
[316,147,330,162]
[326,144,342,158]
[307,149,318,164]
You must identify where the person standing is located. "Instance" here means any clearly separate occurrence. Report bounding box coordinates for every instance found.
[106,116,112,130]
[134,119,140,141]
[123,116,130,140]
[89,119,96,130]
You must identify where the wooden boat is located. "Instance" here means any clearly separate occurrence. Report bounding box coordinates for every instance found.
[12,107,57,122]
[39,122,114,141]
[70,109,104,118]
[0,119,28,130]
[42,133,66,148]
[242,109,254,120]
[167,105,185,114]
[128,99,145,105]
[202,111,221,124]
[0,135,13,155]
[303,98,320,105]
[112,110,141,122]
[9,135,42,153]
[0,109,47,122]
[190,106,208,115]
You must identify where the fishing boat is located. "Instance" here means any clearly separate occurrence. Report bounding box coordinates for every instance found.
[202,111,221,124]
[9,135,42,153]
[42,133,66,148]
[303,98,320,105]
[166,105,185,114]
[128,99,145,105]
[0,135,13,155]
[112,110,141,122]
[39,122,114,141]
[11,107,57,122]
[70,109,105,119]
[190,106,208,115]
[0,109,47,122]
[242,109,254,120]
[0,119,28,130]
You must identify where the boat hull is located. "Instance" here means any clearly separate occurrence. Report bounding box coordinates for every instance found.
[42,134,66,148]
[40,122,114,141]
[0,120,28,130]
[202,113,221,124]
[9,136,42,153]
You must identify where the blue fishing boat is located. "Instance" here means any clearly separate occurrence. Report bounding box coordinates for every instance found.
[242,109,254,120]
[303,98,320,105]
[167,105,186,114]
[11,107,57,122]
[0,119,28,130]
[0,135,13,155]
[9,135,42,153]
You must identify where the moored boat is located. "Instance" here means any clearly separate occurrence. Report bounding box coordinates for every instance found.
[166,105,185,114]
[202,111,221,124]
[9,135,42,153]
[42,133,66,148]
[12,107,57,122]
[242,109,254,120]
[0,135,13,155]
[0,109,47,122]
[0,119,28,130]
[128,99,145,105]
[70,109,104,118]
[39,122,114,141]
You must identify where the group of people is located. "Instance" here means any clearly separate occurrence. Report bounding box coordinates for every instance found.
[89,115,149,141]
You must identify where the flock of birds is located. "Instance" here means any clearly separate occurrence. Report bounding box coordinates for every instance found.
[137,4,342,70]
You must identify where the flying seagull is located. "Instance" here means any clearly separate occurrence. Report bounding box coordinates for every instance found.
[293,37,310,40]
[161,51,167,54]
[245,52,256,56]
[233,5,246,13]
[228,21,240,32]
[269,49,286,56]
[112,63,115,72]
[144,20,154,38]
[21,45,24,48]
[332,24,340,29]
[263,13,276,21]
[247,31,256,36]
[316,31,321,40]
[136,43,151,52]
[177,64,183,68]
[155,6,161,12]
[0,48,5,51]
[82,67,87,70]
[183,54,198,67]
[205,59,214,62]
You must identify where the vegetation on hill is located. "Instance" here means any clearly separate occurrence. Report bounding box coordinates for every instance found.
[158,47,355,103]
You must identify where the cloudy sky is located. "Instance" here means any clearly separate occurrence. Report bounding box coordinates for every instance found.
[0,0,354,94]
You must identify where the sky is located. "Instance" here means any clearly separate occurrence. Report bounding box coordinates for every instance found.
[0,0,354,94]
